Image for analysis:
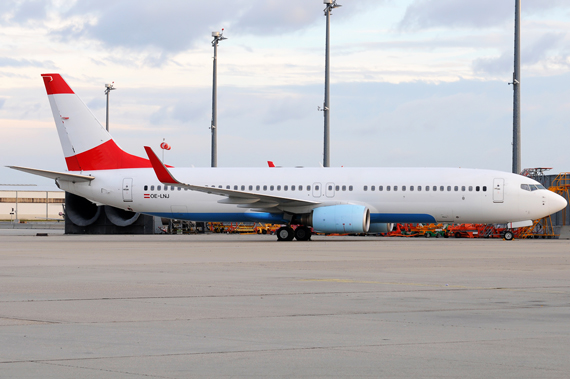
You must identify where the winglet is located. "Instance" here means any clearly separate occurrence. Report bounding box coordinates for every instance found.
[144,146,180,184]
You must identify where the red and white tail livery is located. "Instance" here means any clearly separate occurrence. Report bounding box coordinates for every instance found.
[41,73,152,171]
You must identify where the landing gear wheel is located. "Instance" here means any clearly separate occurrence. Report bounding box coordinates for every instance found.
[503,230,514,241]
[294,226,312,241]
[276,226,295,241]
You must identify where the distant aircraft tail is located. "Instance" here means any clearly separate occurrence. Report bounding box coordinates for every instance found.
[41,73,152,171]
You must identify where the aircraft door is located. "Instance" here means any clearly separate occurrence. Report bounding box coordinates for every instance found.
[493,178,504,203]
[326,182,335,198]
[312,182,322,198]
[122,178,133,202]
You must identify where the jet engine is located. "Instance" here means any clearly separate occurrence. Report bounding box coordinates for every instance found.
[368,223,393,234]
[65,192,101,226]
[297,204,370,234]
[104,205,140,227]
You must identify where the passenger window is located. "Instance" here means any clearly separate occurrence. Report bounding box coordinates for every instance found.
[164,186,168,191]
[387,186,391,191]
[226,185,230,189]
[394,186,398,191]
[171,186,175,190]
[371,186,375,191]
[483,186,487,192]
[291,185,295,191]
[411,186,414,191]
[416,186,420,191]
[234,185,238,190]
[315,185,319,191]
[440,186,444,191]
[335,185,339,191]
[364,185,368,191]
[461,186,465,191]
[249,185,253,190]
[469,186,473,191]
[476,186,480,192]
[342,185,346,191]
[447,186,451,191]
[219,185,222,189]
[157,185,161,191]
[328,185,333,191]
[270,185,274,191]
[349,185,353,191]
[379,186,383,191]
[424,186,428,192]
[307,185,311,191]
[402,186,406,191]
[144,185,148,190]
[434,186,437,191]
[276,185,280,191]
[241,185,245,190]
[263,185,267,191]
[178,187,182,191]
[256,185,260,191]
[150,185,155,191]
[299,185,303,191]
[284,185,288,191]
[454,186,458,191]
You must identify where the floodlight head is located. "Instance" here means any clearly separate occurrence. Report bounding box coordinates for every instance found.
[212,31,220,37]
[323,0,333,3]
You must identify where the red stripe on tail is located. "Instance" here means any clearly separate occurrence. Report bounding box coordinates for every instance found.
[66,140,153,171]
[41,73,74,95]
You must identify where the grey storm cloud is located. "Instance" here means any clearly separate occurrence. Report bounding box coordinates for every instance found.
[45,0,382,56]
[472,32,566,75]
[399,0,570,30]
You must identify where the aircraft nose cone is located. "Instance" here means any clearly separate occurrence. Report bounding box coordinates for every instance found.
[550,192,568,214]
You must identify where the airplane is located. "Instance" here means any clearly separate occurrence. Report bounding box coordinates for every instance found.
[8,73,568,241]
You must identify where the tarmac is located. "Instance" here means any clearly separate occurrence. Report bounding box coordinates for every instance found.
[1,233,569,378]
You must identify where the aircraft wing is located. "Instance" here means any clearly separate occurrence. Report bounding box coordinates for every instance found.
[8,166,95,182]
[144,147,319,212]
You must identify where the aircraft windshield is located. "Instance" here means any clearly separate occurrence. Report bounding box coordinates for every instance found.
[521,184,546,191]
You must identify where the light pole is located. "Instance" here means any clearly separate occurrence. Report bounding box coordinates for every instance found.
[211,29,227,168]
[104,82,116,132]
[512,0,521,174]
[322,0,341,168]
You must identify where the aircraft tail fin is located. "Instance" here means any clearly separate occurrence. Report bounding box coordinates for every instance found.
[41,73,152,171]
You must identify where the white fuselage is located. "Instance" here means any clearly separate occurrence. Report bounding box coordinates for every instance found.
[57,166,565,225]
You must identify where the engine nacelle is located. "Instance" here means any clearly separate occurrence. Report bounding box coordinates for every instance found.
[312,204,370,234]
[66,192,101,226]
[104,206,140,227]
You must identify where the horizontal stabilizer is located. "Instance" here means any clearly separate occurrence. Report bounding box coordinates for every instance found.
[8,166,95,182]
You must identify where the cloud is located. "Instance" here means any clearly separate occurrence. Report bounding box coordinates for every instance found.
[0,57,56,68]
[472,32,566,75]
[399,0,570,31]
[0,98,5,109]
[42,0,382,65]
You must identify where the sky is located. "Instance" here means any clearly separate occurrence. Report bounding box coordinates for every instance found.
[2,0,570,187]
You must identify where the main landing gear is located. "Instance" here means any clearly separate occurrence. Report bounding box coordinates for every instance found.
[276,225,312,241]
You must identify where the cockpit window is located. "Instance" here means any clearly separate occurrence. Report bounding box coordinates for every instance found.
[522,183,546,191]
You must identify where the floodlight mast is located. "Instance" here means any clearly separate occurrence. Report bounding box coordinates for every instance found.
[322,0,341,168]
[211,29,227,168]
[104,82,116,132]
[512,0,521,174]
